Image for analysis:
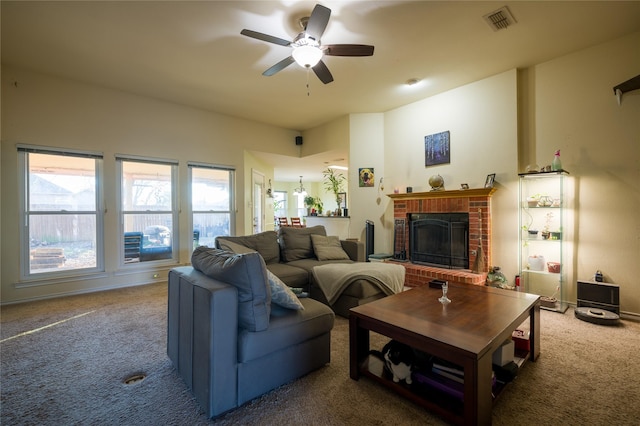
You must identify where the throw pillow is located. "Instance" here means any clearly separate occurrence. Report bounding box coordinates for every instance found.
[278,225,327,262]
[310,234,351,261]
[267,270,304,310]
[191,246,271,332]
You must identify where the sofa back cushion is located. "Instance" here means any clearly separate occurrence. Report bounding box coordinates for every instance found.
[278,225,327,262]
[215,231,280,264]
[191,246,271,332]
[310,234,351,261]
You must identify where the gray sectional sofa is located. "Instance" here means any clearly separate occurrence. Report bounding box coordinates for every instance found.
[215,225,387,317]
[167,248,335,418]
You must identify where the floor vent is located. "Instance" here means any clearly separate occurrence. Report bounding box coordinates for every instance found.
[483,6,516,31]
[123,373,146,385]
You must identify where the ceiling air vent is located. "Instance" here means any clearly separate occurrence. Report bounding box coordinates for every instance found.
[483,6,516,31]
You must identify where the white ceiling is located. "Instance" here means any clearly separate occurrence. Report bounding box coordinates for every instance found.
[3,1,640,182]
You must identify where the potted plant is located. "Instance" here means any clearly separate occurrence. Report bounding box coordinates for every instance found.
[526,194,541,208]
[304,195,316,216]
[322,168,346,215]
[314,197,324,215]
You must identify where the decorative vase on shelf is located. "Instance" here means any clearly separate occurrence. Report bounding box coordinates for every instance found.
[552,150,562,171]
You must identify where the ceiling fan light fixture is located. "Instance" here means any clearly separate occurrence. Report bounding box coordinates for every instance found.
[241,4,373,84]
[292,44,323,68]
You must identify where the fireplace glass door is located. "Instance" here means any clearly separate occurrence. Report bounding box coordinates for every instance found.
[409,213,469,269]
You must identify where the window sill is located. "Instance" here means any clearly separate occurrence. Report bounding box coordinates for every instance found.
[15,271,110,289]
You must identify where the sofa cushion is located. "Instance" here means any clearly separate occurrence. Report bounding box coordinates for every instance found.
[191,246,271,332]
[340,278,387,298]
[310,234,351,261]
[286,258,355,273]
[216,231,280,264]
[237,297,334,363]
[216,239,256,255]
[278,225,327,262]
[266,263,309,288]
[267,270,304,310]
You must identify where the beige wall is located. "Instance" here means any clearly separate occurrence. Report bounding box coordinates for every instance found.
[347,113,386,244]
[1,66,295,303]
[243,151,276,232]
[303,115,350,157]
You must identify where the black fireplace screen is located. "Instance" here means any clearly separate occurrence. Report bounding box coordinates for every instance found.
[409,213,469,269]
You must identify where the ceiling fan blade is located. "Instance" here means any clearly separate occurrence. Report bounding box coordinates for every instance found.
[305,4,331,41]
[263,56,295,76]
[312,60,334,84]
[241,29,291,47]
[323,44,375,57]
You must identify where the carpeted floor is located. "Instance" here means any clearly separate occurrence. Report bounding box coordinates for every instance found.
[1,282,639,425]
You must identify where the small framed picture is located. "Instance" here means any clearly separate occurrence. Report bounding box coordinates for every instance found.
[460,183,469,190]
[359,168,374,187]
[484,173,496,188]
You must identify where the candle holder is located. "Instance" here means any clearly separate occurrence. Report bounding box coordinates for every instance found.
[438,281,451,304]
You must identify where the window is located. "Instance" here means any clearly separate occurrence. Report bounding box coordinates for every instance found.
[189,163,234,249]
[19,146,103,278]
[118,156,177,264]
[273,190,287,219]
[295,192,306,218]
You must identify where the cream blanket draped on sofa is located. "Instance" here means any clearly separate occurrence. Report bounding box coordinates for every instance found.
[312,263,406,305]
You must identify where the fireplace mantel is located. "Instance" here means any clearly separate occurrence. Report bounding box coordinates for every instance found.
[387,187,496,201]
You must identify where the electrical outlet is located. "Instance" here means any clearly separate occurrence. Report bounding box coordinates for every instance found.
[153,273,159,278]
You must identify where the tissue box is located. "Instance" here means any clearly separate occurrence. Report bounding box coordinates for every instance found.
[492,339,515,367]
[512,329,530,351]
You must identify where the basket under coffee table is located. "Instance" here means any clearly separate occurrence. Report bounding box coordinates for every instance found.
[349,283,540,426]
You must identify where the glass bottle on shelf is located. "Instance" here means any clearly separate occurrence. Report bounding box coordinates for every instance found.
[518,170,572,313]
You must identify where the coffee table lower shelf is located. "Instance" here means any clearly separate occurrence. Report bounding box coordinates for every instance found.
[360,366,464,424]
[358,352,529,425]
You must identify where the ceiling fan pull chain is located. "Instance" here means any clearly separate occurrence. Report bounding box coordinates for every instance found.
[306,67,311,96]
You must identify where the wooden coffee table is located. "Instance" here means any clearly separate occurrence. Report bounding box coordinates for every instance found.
[349,283,540,426]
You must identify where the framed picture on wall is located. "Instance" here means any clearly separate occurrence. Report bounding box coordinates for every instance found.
[485,173,496,188]
[425,131,451,166]
[359,168,374,187]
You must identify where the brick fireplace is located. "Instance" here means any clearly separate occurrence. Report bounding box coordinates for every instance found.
[388,187,496,286]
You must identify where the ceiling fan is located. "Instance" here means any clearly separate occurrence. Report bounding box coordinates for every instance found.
[241,4,374,84]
